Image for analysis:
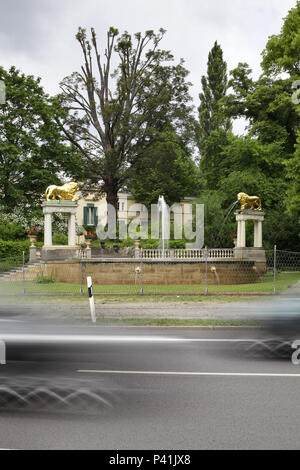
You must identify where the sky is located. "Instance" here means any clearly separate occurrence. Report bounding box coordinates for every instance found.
[0,0,297,134]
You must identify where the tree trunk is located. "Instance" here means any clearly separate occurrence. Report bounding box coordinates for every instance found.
[104,180,119,229]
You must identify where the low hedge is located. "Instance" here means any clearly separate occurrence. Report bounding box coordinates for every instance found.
[0,240,42,260]
[93,239,186,249]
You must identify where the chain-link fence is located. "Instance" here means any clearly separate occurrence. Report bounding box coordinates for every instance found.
[266,249,300,294]
[0,249,299,297]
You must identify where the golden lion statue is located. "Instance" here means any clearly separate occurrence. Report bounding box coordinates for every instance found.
[45,182,79,202]
[238,192,262,210]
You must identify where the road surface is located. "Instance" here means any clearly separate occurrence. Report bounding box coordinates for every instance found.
[0,311,300,449]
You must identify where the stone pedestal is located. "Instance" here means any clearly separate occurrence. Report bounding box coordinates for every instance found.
[41,201,78,261]
[235,210,265,249]
[134,239,140,259]
[234,210,266,273]
[29,246,37,263]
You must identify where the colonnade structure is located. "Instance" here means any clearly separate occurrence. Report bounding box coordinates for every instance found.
[234,210,266,268]
[41,201,79,261]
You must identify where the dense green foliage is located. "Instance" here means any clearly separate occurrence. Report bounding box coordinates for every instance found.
[0,66,83,213]
[0,240,32,259]
[129,128,198,207]
[0,220,25,241]
[198,3,300,250]
[197,41,232,189]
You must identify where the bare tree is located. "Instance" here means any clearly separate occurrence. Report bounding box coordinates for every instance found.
[59,27,193,213]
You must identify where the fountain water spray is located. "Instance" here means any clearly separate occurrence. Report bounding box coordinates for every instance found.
[158,195,169,257]
[216,200,239,246]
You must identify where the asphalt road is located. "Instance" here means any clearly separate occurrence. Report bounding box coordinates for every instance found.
[0,312,300,449]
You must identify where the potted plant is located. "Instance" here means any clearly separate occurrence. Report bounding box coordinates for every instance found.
[230,231,237,248]
[84,232,96,247]
[26,227,41,246]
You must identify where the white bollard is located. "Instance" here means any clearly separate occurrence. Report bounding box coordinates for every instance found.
[0,340,6,365]
[87,276,96,323]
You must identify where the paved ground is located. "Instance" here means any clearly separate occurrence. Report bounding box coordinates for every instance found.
[0,308,299,449]
[0,290,298,449]
[1,280,298,322]
[0,298,275,321]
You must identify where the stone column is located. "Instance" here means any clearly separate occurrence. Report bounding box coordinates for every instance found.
[134,239,140,259]
[240,220,246,248]
[68,213,76,246]
[44,213,52,246]
[253,221,258,247]
[236,220,241,247]
[256,221,263,248]
[29,246,37,263]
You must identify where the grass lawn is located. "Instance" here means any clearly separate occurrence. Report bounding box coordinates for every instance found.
[0,272,298,297]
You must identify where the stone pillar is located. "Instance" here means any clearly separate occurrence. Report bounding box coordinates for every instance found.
[29,246,37,263]
[68,213,76,246]
[236,220,241,247]
[256,221,263,248]
[253,221,258,247]
[134,239,140,259]
[44,213,52,246]
[240,220,246,248]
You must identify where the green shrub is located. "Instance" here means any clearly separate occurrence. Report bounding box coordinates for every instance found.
[169,239,186,249]
[140,239,159,249]
[0,240,31,259]
[0,221,26,241]
[120,239,135,248]
[52,233,68,245]
[35,275,56,284]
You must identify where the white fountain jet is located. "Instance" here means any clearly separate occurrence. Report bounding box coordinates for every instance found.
[158,195,169,257]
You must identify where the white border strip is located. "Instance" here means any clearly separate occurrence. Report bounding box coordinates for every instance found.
[78,370,300,378]
[0,335,258,344]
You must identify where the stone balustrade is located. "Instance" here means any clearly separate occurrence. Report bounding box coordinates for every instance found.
[141,248,234,260]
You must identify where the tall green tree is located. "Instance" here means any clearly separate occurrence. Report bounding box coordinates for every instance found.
[0,66,82,212]
[59,27,194,214]
[129,127,198,207]
[197,41,231,188]
[218,3,300,249]
[261,1,300,78]
[197,3,300,249]
[261,1,300,230]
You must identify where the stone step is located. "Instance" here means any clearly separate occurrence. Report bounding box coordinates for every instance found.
[0,262,43,280]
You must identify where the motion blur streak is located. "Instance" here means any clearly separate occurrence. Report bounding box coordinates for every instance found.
[0,334,259,344]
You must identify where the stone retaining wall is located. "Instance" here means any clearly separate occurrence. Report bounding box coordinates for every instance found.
[3,259,266,285]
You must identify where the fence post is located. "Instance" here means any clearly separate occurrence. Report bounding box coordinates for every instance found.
[273,245,277,294]
[22,251,25,295]
[140,250,143,295]
[204,246,208,296]
[80,257,83,295]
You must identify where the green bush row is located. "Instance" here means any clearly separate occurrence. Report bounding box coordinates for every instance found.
[0,240,31,259]
[0,221,26,241]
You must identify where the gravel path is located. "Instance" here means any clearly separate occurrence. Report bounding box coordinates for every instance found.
[0,299,271,320]
[0,282,298,321]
